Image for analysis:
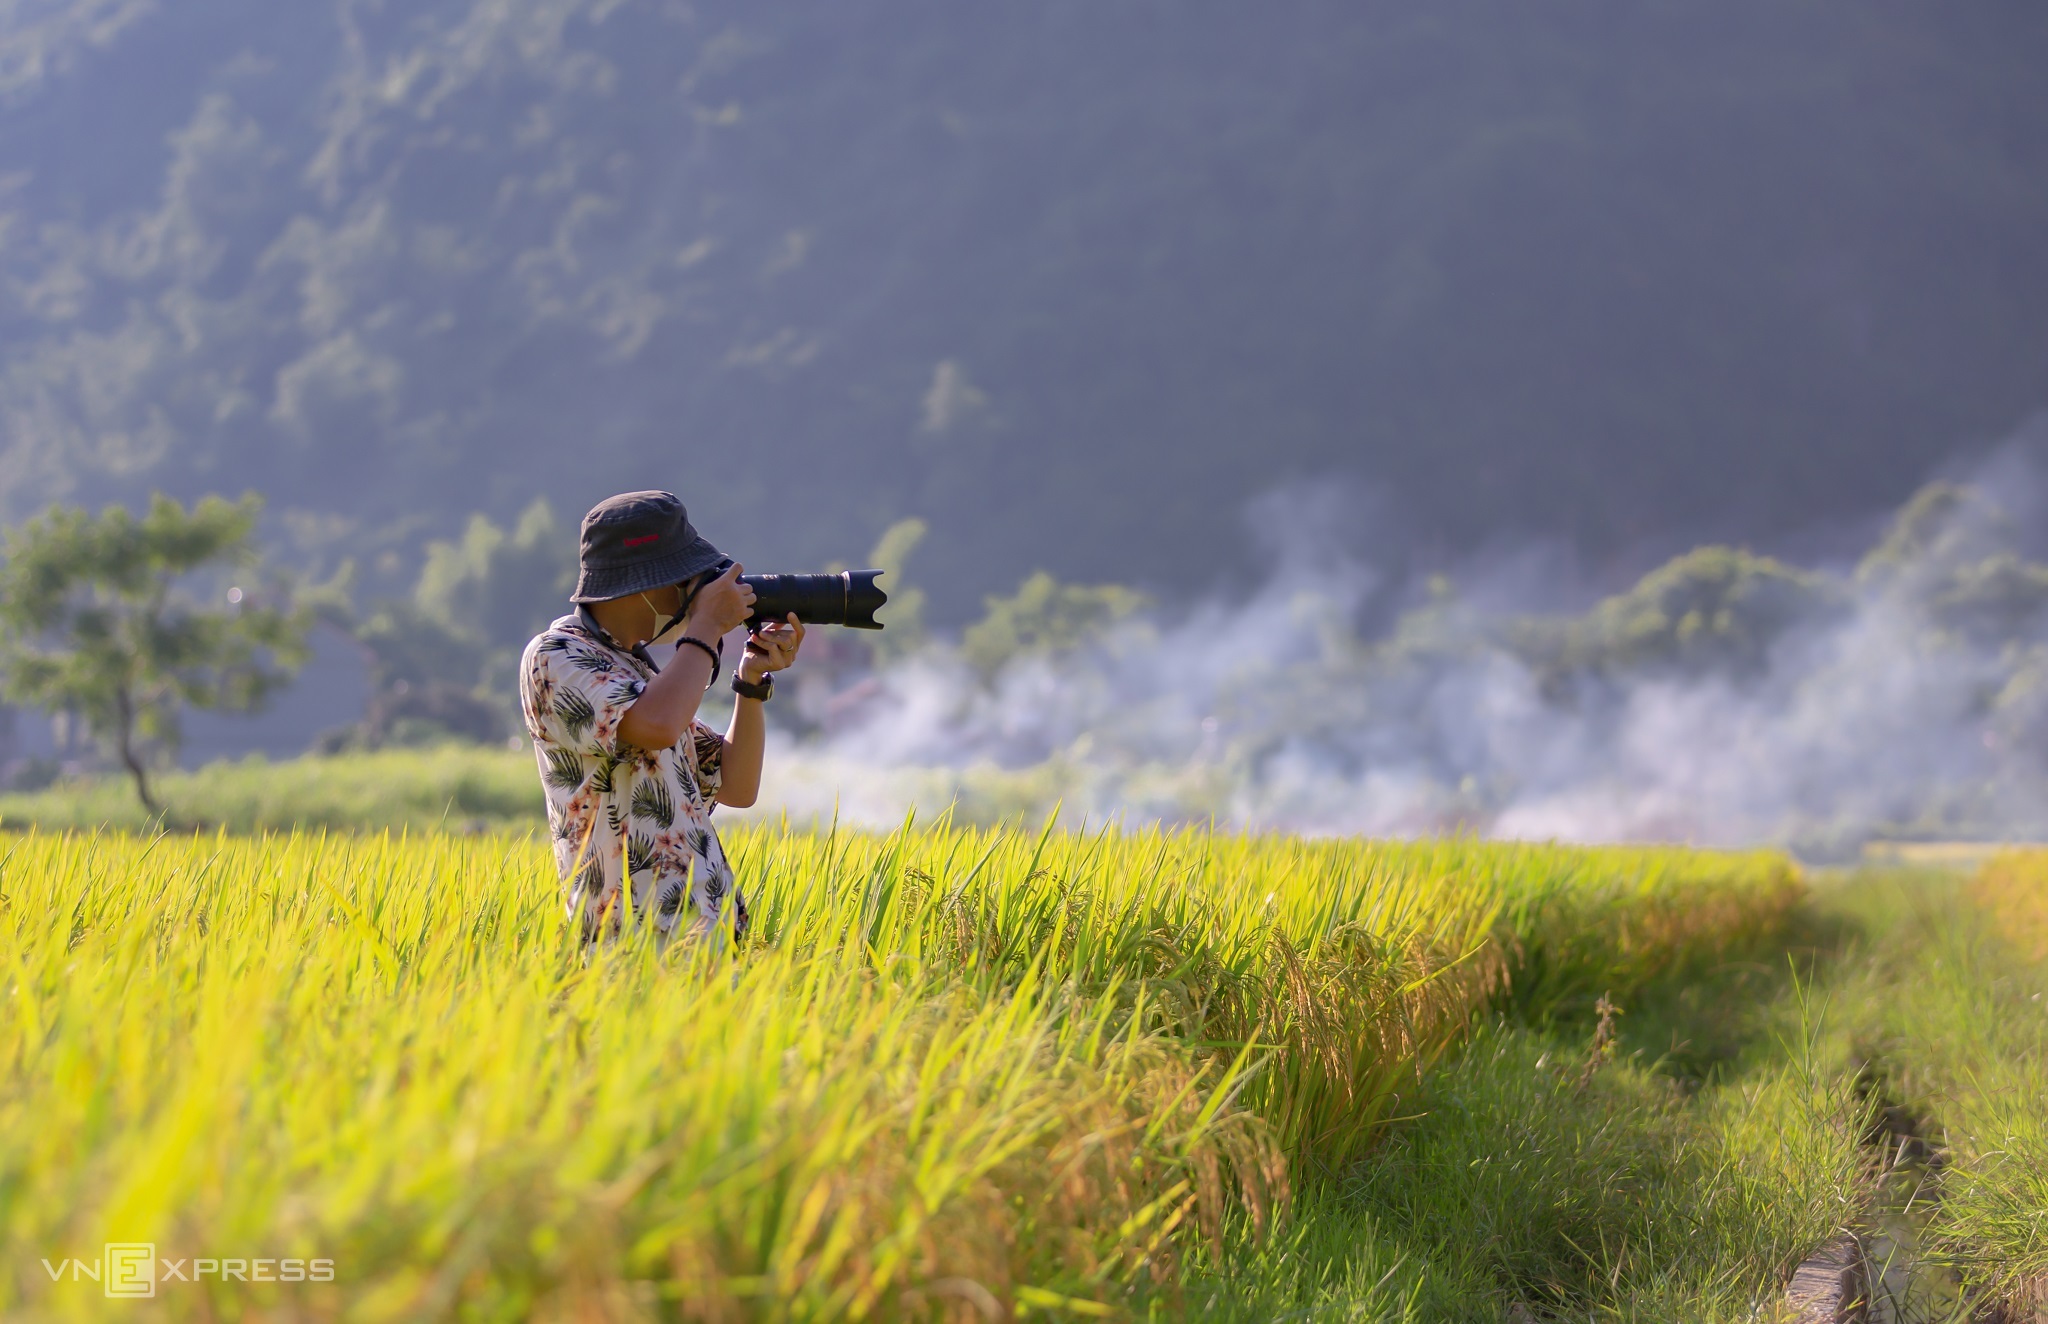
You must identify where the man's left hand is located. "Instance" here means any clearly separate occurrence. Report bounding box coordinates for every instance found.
[740,613,805,682]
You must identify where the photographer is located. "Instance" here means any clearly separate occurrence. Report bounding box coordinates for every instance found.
[518,491,803,948]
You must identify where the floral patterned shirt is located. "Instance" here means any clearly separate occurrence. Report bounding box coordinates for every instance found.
[518,611,746,946]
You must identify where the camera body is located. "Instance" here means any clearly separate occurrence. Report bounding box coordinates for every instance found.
[739,570,887,630]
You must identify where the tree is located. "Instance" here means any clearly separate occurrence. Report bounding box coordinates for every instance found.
[961,572,1148,682]
[1853,483,2048,646]
[0,494,310,812]
[318,499,574,752]
[866,517,930,664]
[413,499,575,651]
[1512,546,1844,688]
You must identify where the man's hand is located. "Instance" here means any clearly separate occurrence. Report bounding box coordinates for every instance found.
[719,610,801,807]
[682,562,755,641]
[740,613,805,683]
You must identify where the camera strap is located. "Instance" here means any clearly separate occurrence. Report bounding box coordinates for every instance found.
[575,604,717,688]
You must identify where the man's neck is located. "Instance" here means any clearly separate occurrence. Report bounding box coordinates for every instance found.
[584,599,650,650]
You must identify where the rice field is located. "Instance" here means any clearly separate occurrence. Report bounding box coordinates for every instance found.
[0,823,1807,1320]
[1941,851,2048,1315]
[1734,857,2048,1324]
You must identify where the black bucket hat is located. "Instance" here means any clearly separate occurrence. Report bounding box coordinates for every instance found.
[570,490,731,603]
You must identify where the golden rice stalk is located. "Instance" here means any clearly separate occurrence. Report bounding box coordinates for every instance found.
[1970,848,2048,962]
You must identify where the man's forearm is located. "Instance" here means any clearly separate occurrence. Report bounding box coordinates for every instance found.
[719,695,766,806]
[616,645,715,750]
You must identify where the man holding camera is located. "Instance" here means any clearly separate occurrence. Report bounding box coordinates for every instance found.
[518,491,804,948]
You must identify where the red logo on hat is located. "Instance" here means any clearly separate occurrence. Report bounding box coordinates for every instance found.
[623,535,660,547]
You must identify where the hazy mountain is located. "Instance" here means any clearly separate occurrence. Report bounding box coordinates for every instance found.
[2,1,2045,617]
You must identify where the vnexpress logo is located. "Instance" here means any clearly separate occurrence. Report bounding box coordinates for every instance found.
[41,1244,334,1297]
[40,1243,156,1298]
[103,1244,154,1299]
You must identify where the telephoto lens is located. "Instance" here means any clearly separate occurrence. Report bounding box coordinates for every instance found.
[738,570,888,629]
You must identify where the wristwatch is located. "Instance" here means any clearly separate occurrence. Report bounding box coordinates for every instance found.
[730,671,773,702]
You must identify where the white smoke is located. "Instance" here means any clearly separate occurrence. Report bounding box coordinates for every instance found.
[736,427,2048,853]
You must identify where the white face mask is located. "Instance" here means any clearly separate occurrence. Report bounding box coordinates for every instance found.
[641,591,689,646]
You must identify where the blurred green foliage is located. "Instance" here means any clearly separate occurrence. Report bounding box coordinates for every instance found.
[0,746,539,833]
[324,499,574,750]
[0,3,2042,617]
[864,517,929,663]
[961,571,1148,681]
[1514,547,1844,687]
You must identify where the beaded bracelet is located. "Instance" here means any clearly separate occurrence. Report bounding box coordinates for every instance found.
[673,635,722,688]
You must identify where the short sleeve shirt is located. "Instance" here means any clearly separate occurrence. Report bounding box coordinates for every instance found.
[518,611,747,945]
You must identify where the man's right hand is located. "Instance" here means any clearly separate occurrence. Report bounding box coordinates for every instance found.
[683,561,755,640]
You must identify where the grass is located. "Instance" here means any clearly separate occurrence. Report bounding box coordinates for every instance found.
[1676,862,2048,1323]
[0,747,541,834]
[0,824,1807,1320]
[730,826,1802,1169]
[1172,942,1871,1322]
[1934,854,2048,1314]
[1172,862,2048,1323]
[3,832,1274,1320]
